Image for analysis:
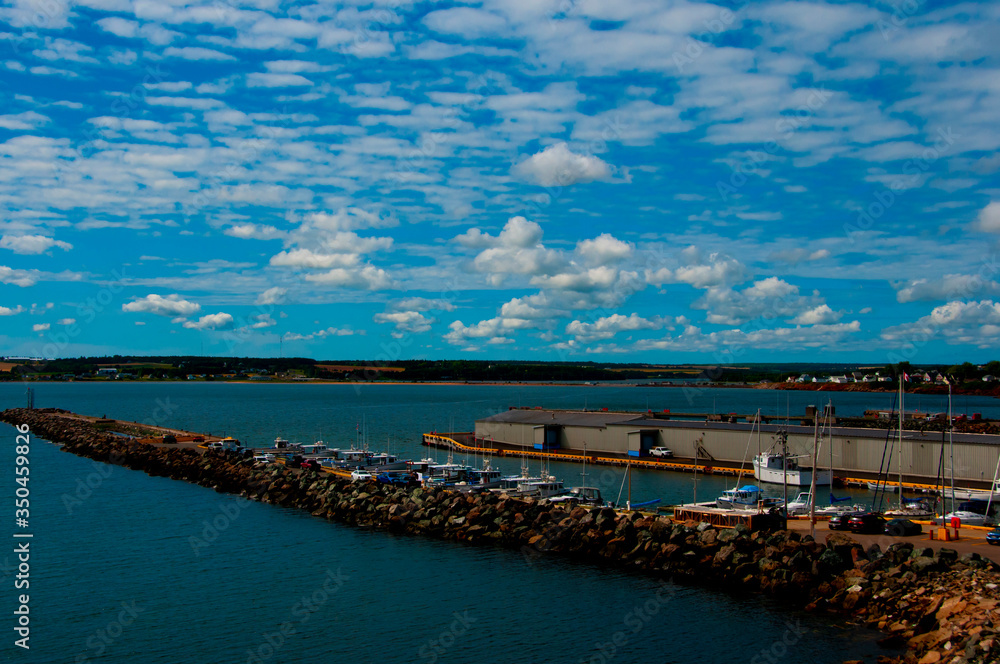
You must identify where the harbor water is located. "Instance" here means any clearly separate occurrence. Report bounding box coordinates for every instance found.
[0,382,967,662]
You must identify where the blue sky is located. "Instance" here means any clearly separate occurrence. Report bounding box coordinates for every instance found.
[1,0,999,364]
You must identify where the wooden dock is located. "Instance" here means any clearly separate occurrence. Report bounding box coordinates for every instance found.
[672,504,787,531]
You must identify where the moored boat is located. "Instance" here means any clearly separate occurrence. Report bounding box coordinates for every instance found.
[754,452,831,487]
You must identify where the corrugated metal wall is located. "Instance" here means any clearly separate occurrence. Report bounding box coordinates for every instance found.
[475,419,998,483]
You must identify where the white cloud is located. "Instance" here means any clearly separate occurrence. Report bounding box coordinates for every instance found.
[0,266,38,287]
[56,317,75,325]
[0,234,72,254]
[576,234,633,265]
[0,111,50,131]
[646,252,747,289]
[975,201,1000,233]
[512,143,614,187]
[163,47,236,61]
[373,310,433,337]
[388,297,455,312]
[224,224,284,240]
[250,314,276,329]
[255,286,287,305]
[247,72,313,88]
[881,300,1000,348]
[305,266,393,290]
[182,313,234,330]
[791,304,842,325]
[0,305,24,316]
[895,274,1000,303]
[32,323,49,332]
[122,294,201,317]
[283,326,359,341]
[566,313,669,342]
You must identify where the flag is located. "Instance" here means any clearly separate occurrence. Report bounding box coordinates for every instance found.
[902,372,910,382]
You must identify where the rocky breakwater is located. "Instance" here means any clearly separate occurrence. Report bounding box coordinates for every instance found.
[4,407,1000,664]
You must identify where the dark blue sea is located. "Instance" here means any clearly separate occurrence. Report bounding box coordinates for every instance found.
[2,382,976,662]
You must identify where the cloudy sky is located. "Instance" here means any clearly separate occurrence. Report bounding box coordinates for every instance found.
[1,0,999,363]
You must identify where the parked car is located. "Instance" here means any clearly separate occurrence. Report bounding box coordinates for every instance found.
[829,512,864,531]
[650,447,674,458]
[848,512,886,534]
[252,455,270,464]
[299,459,321,470]
[351,470,373,482]
[987,526,1000,546]
[885,518,922,537]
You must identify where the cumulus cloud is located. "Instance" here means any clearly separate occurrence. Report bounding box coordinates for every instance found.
[255,286,287,305]
[0,305,25,316]
[576,234,633,265]
[693,277,826,326]
[471,217,564,284]
[895,274,1000,303]
[881,300,1000,347]
[646,252,747,289]
[182,312,234,330]
[32,323,50,331]
[0,234,72,255]
[512,143,614,187]
[974,201,1000,233]
[305,266,393,290]
[373,311,433,337]
[565,313,670,341]
[122,294,201,317]
[283,327,360,341]
[0,267,37,287]
[388,297,455,312]
[225,223,284,240]
[791,304,842,325]
[56,317,75,325]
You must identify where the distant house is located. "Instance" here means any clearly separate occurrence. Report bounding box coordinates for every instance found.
[829,375,850,384]
[96,368,117,377]
[796,374,812,383]
[984,375,996,382]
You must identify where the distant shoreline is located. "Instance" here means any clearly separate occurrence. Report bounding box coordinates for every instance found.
[6,378,999,397]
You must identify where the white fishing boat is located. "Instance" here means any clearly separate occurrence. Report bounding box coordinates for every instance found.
[786,491,812,515]
[885,497,936,518]
[944,510,992,527]
[716,485,780,510]
[548,486,607,506]
[754,452,831,487]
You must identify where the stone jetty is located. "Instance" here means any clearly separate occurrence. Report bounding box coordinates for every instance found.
[4,407,999,664]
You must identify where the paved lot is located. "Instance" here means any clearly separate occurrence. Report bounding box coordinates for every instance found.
[786,519,1000,563]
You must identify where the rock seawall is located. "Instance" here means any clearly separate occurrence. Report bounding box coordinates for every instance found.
[4,407,999,664]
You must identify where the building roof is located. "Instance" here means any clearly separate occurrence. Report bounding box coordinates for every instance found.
[478,409,643,428]
[477,409,1000,446]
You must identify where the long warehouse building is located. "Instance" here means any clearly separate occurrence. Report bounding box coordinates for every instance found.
[474,408,1000,487]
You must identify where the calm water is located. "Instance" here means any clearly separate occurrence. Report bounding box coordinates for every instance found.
[0,382,964,662]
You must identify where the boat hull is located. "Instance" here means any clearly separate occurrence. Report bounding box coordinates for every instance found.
[754,464,831,487]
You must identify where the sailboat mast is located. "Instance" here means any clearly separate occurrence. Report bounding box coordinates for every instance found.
[898,376,904,508]
[809,415,819,539]
[948,381,955,516]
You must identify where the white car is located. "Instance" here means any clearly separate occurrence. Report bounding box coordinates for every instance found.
[650,447,673,458]
[252,455,270,464]
[351,470,373,481]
